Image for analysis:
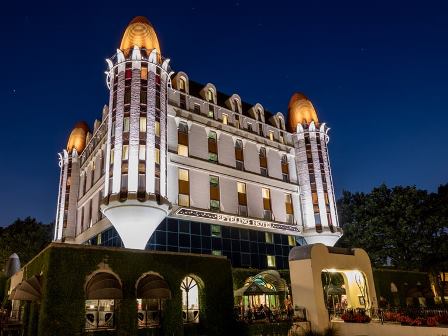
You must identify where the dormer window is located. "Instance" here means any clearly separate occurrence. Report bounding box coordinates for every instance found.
[207,89,214,102]
[233,99,239,112]
[179,77,186,92]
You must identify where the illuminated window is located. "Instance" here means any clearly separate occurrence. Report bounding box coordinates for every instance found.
[267,255,276,268]
[212,250,222,256]
[139,145,145,161]
[288,235,296,246]
[281,155,289,182]
[265,232,273,244]
[237,182,248,216]
[178,169,190,207]
[155,121,160,137]
[139,117,146,132]
[262,188,272,220]
[222,114,228,125]
[178,122,189,157]
[141,66,148,80]
[181,276,200,323]
[110,148,114,164]
[122,145,129,160]
[179,77,186,92]
[211,224,221,237]
[155,148,160,164]
[123,117,130,133]
[285,193,294,224]
[207,89,214,102]
[269,130,274,141]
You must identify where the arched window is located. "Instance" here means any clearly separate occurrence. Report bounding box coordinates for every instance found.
[136,273,171,328]
[179,77,186,92]
[181,276,200,323]
[207,89,214,102]
[85,272,122,331]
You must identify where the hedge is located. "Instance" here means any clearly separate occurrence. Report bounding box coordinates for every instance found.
[18,243,235,336]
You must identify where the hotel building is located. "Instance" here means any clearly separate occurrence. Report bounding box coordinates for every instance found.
[54,16,342,270]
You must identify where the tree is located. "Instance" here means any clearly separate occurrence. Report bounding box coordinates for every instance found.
[336,184,441,271]
[0,217,53,269]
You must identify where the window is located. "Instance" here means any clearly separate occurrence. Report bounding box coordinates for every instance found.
[208,106,214,118]
[247,123,253,133]
[123,117,130,133]
[265,232,273,244]
[267,255,276,268]
[288,235,296,246]
[85,272,121,331]
[237,182,247,216]
[139,117,146,132]
[285,193,294,224]
[235,139,244,171]
[181,276,200,323]
[122,145,129,160]
[208,131,218,163]
[211,224,221,237]
[179,77,186,92]
[155,121,160,137]
[111,122,115,138]
[110,148,115,164]
[281,155,289,182]
[233,98,239,112]
[207,89,214,102]
[234,114,240,129]
[259,147,268,176]
[139,145,145,161]
[193,104,201,114]
[141,66,148,80]
[222,113,228,125]
[209,175,220,211]
[212,250,222,256]
[178,122,189,157]
[178,169,190,206]
[269,130,274,141]
[262,188,272,220]
[155,148,160,164]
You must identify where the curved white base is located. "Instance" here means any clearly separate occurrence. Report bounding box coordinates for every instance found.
[102,200,169,250]
[302,232,342,247]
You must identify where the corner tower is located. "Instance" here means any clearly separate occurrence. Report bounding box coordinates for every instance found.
[101,17,172,249]
[288,93,342,246]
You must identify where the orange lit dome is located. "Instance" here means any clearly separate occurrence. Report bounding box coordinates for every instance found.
[287,93,319,132]
[119,16,161,57]
[67,121,89,154]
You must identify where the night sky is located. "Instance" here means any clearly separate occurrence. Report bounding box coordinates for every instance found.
[1,0,447,226]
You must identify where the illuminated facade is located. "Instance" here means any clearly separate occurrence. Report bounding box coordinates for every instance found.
[54,16,342,269]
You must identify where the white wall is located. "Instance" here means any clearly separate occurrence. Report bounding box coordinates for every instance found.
[244,142,260,174]
[189,170,209,209]
[220,176,238,214]
[189,124,208,160]
[267,148,282,180]
[271,189,286,223]
[217,133,235,167]
[247,183,263,218]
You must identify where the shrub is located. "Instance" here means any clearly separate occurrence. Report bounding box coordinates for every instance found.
[426,316,438,327]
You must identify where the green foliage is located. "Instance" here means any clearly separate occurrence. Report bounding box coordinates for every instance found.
[21,244,235,336]
[336,184,448,271]
[0,217,52,267]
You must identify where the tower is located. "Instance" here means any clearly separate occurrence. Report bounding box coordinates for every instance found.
[288,93,342,246]
[101,17,172,249]
[54,122,89,241]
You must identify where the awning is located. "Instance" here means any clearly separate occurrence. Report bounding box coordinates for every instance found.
[137,274,171,299]
[86,272,123,300]
[234,282,276,297]
[10,275,42,301]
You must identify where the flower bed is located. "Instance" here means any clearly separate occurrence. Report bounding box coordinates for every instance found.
[382,310,448,327]
[341,310,371,323]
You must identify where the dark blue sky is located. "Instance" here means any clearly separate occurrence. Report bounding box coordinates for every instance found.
[1,0,447,226]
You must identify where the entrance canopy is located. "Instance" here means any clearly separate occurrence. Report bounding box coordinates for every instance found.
[234,270,287,297]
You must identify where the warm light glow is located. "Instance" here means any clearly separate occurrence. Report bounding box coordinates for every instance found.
[66,121,89,153]
[287,92,319,132]
[120,16,161,57]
